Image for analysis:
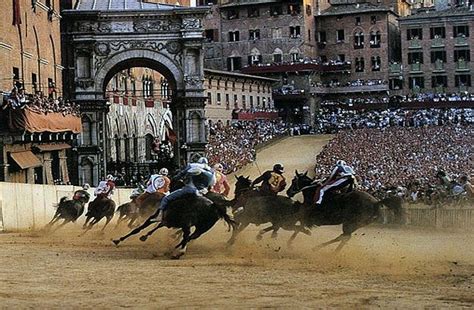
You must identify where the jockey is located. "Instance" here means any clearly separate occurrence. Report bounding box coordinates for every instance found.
[94,174,116,199]
[146,168,171,196]
[152,157,216,223]
[251,163,286,195]
[314,160,355,206]
[211,163,230,197]
[73,183,91,202]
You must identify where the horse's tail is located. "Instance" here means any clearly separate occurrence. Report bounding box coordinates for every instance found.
[53,196,68,208]
[215,204,237,232]
[378,196,404,224]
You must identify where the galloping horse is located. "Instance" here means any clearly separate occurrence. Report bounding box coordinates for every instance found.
[227,176,311,246]
[82,195,116,233]
[45,195,90,231]
[286,171,403,251]
[115,192,165,228]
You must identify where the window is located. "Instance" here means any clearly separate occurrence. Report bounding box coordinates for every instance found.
[31,73,38,93]
[371,15,377,24]
[454,49,470,62]
[291,51,299,62]
[227,57,242,71]
[248,54,262,65]
[205,29,218,42]
[289,26,301,38]
[354,32,364,49]
[430,26,446,39]
[272,28,282,39]
[228,31,240,42]
[270,5,283,16]
[242,95,246,109]
[248,7,259,17]
[409,77,424,89]
[430,51,447,63]
[249,29,260,40]
[288,4,301,15]
[453,25,469,37]
[355,57,365,72]
[431,76,448,88]
[408,52,423,64]
[207,92,212,105]
[308,29,311,42]
[389,78,403,90]
[232,82,236,91]
[306,4,311,15]
[227,10,239,20]
[355,17,361,25]
[336,29,345,42]
[234,94,238,108]
[225,94,230,104]
[338,54,345,62]
[250,96,254,109]
[370,31,381,48]
[407,28,423,40]
[273,52,282,63]
[317,31,327,43]
[455,74,471,87]
[371,56,381,71]
[217,93,221,104]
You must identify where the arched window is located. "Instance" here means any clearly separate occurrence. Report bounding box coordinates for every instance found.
[354,31,364,49]
[81,116,93,145]
[133,134,139,162]
[189,112,202,143]
[80,158,94,186]
[248,48,262,65]
[273,48,283,63]
[289,47,300,62]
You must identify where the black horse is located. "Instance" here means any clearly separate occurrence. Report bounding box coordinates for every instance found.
[286,170,403,251]
[113,191,236,259]
[227,176,311,246]
[82,196,116,234]
[45,194,90,231]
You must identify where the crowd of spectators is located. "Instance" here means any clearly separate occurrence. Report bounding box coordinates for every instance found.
[315,108,473,133]
[206,120,288,174]
[315,125,473,192]
[312,79,387,88]
[1,87,80,116]
[242,57,351,69]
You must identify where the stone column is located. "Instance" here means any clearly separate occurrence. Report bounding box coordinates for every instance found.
[26,167,35,184]
[59,149,70,184]
[43,152,53,185]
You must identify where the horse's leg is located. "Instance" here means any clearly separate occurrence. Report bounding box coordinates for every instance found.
[101,216,112,232]
[271,227,279,239]
[52,219,70,232]
[83,216,92,229]
[113,215,158,245]
[334,234,351,252]
[256,225,275,241]
[115,214,125,229]
[313,234,347,250]
[45,213,61,230]
[227,221,249,246]
[139,222,165,242]
[171,226,191,259]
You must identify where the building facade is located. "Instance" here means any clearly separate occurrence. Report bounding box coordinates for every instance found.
[0,0,62,96]
[398,5,473,94]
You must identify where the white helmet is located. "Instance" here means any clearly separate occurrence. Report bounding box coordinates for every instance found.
[197,157,208,165]
[106,174,115,181]
[213,163,223,172]
[159,168,169,176]
[336,160,346,166]
[82,183,90,190]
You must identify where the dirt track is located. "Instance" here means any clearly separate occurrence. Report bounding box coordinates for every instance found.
[1,136,473,308]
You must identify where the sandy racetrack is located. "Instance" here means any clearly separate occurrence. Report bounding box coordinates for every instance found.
[0,136,473,308]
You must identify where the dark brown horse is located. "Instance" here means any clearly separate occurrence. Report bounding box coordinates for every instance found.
[82,195,116,234]
[227,176,311,246]
[45,194,90,231]
[115,193,165,228]
[286,170,403,251]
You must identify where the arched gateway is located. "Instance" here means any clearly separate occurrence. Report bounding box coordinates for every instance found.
[62,1,208,184]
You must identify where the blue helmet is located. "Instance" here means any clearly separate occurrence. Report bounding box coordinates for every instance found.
[197,157,208,165]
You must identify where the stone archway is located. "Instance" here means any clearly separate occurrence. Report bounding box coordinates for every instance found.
[62,5,209,183]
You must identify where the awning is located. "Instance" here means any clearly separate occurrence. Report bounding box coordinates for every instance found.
[35,143,71,152]
[9,151,42,169]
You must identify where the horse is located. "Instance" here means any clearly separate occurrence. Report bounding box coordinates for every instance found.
[286,170,403,251]
[226,176,311,246]
[82,195,116,234]
[45,194,90,231]
[112,191,236,259]
[115,193,165,228]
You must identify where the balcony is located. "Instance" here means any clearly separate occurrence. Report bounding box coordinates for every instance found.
[310,84,388,94]
[431,37,445,48]
[433,60,445,72]
[240,62,351,74]
[456,59,470,72]
[455,36,468,47]
[409,62,422,73]
[389,63,402,75]
[434,86,445,93]
[408,39,422,49]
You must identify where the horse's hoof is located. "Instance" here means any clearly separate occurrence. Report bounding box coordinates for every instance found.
[170,251,184,260]
[112,239,120,246]
[139,236,147,242]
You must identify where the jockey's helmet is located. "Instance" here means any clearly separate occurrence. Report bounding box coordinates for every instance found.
[82,183,90,190]
[273,163,284,173]
[197,157,209,165]
[159,168,169,176]
[336,160,346,166]
[214,163,224,172]
[106,174,115,181]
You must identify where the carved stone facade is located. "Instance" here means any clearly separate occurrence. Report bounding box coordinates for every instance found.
[62,5,209,185]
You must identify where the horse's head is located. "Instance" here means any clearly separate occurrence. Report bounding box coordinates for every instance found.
[234,175,252,197]
[287,170,313,198]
